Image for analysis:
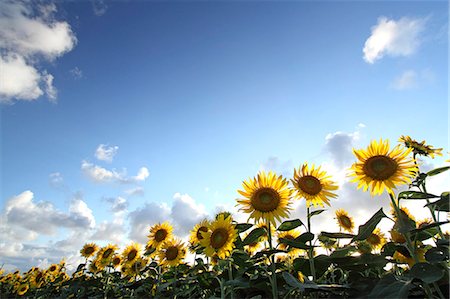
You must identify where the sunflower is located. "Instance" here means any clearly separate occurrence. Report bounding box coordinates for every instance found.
[391,204,416,222]
[399,135,443,159]
[256,221,276,242]
[393,246,426,268]
[417,218,433,229]
[200,214,238,259]
[158,238,187,267]
[335,209,354,233]
[47,264,59,275]
[122,242,142,266]
[350,139,417,196]
[16,283,29,296]
[244,241,263,256]
[80,243,99,258]
[390,229,406,244]
[291,163,338,207]
[147,222,174,249]
[237,171,292,224]
[97,244,118,267]
[189,219,210,247]
[111,255,122,269]
[366,228,387,251]
[277,229,304,257]
[29,270,45,288]
[123,257,148,278]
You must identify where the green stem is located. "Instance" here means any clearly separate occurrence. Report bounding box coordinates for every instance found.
[267,220,278,299]
[307,206,316,281]
[228,260,234,299]
[219,278,225,299]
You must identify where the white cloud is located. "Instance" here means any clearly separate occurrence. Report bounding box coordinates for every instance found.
[49,172,63,186]
[128,202,171,243]
[81,160,150,184]
[70,67,83,79]
[363,16,426,64]
[170,193,208,236]
[392,70,417,90]
[91,0,108,16]
[259,156,294,178]
[125,187,145,197]
[0,1,76,103]
[324,130,361,169]
[95,144,119,162]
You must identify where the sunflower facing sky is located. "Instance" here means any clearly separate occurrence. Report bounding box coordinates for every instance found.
[80,243,99,259]
[147,222,174,250]
[237,171,292,224]
[350,139,418,196]
[335,209,355,233]
[291,163,338,207]
[200,214,237,259]
[122,242,142,266]
[158,238,187,267]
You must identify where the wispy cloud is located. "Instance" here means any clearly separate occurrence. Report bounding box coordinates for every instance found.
[95,144,119,163]
[91,0,108,16]
[81,160,149,184]
[391,69,436,90]
[0,1,77,103]
[70,67,83,79]
[363,16,426,64]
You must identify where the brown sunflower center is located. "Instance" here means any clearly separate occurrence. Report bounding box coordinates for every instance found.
[251,188,280,212]
[297,175,322,195]
[367,233,381,245]
[85,247,95,255]
[127,249,137,261]
[339,215,353,229]
[363,155,398,180]
[166,246,179,261]
[103,248,113,259]
[49,265,57,272]
[113,257,121,265]
[155,229,168,242]
[210,228,229,249]
[197,226,208,240]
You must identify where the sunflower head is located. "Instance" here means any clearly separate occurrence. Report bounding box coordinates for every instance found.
[350,139,418,196]
[200,214,238,259]
[237,171,292,224]
[335,209,354,233]
[255,221,276,242]
[158,238,187,267]
[277,229,304,257]
[16,283,29,296]
[47,264,59,275]
[393,246,426,268]
[292,163,338,207]
[124,257,148,278]
[147,222,174,249]
[318,234,337,250]
[111,255,122,269]
[189,219,210,247]
[366,228,386,251]
[399,135,443,159]
[122,242,142,265]
[80,243,99,258]
[97,244,119,267]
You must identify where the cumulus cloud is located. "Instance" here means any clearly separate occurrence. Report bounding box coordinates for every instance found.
[95,144,119,162]
[259,156,294,178]
[105,196,128,214]
[363,16,426,64]
[81,160,149,184]
[128,202,171,243]
[324,130,361,168]
[0,1,77,103]
[170,193,208,236]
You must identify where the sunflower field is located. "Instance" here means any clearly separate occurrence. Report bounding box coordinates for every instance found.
[1,137,449,298]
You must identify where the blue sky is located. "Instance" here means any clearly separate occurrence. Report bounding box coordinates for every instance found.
[0,0,448,271]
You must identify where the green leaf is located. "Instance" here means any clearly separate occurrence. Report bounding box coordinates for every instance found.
[277,219,303,231]
[282,271,304,291]
[425,247,449,263]
[410,262,444,283]
[352,208,387,241]
[425,194,450,212]
[297,232,314,243]
[410,221,448,241]
[242,227,266,245]
[368,274,414,298]
[252,249,286,259]
[329,246,357,258]
[309,209,325,218]
[321,232,355,239]
[279,237,314,250]
[427,166,450,177]
[236,223,253,233]
[398,191,438,200]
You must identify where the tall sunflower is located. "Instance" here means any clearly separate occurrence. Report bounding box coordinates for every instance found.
[147,222,173,249]
[399,135,443,159]
[237,171,292,224]
[350,139,417,196]
[158,238,187,267]
[291,163,338,207]
[80,243,99,258]
[335,209,354,233]
[189,219,210,247]
[122,242,142,266]
[200,214,237,259]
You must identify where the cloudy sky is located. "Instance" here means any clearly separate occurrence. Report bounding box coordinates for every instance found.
[1,0,448,272]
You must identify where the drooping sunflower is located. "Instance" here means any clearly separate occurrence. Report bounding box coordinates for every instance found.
[399,135,443,159]
[80,243,99,258]
[200,214,238,259]
[366,228,387,251]
[291,163,338,207]
[350,139,418,196]
[335,209,355,233]
[147,222,174,249]
[189,219,210,247]
[157,238,187,267]
[122,242,142,266]
[237,171,292,224]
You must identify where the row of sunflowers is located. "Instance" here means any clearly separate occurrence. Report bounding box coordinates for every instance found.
[1,136,448,298]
